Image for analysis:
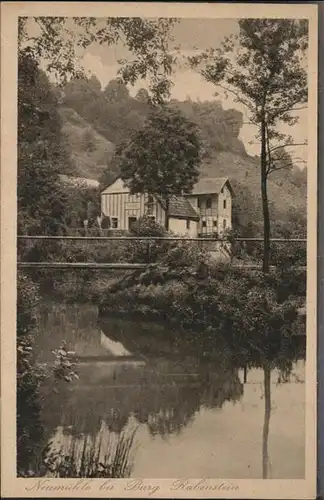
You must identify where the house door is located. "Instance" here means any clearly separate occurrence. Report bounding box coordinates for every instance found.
[128,217,137,230]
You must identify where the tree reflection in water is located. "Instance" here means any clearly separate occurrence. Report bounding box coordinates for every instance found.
[36,307,305,478]
[39,347,244,475]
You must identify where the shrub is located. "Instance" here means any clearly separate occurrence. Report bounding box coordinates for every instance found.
[128,215,171,263]
[100,258,305,372]
[17,272,43,474]
[17,272,79,475]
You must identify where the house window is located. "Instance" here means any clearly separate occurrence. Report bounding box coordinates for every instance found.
[223,199,226,209]
[213,220,217,227]
[186,219,191,230]
[197,198,201,208]
[223,219,227,229]
[206,198,212,209]
[202,221,207,228]
[147,194,154,215]
[128,217,137,230]
[111,217,118,229]
[128,194,138,203]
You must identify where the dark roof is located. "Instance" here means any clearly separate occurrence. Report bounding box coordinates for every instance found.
[190,177,233,196]
[158,195,199,220]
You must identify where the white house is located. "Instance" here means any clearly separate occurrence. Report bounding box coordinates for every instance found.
[186,177,233,236]
[100,176,233,237]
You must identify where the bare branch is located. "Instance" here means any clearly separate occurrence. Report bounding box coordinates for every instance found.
[269,103,308,121]
[211,82,254,111]
[268,160,306,175]
[289,106,308,113]
[243,122,260,128]
[268,142,307,154]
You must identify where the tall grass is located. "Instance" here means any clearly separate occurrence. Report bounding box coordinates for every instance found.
[38,425,138,478]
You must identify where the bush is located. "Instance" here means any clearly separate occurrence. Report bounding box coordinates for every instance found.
[100,258,305,371]
[17,272,80,475]
[17,272,44,475]
[127,215,171,263]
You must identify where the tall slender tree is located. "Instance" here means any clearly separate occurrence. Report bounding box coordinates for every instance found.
[189,19,308,479]
[189,19,308,273]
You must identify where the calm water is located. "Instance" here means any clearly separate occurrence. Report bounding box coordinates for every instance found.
[35,300,305,479]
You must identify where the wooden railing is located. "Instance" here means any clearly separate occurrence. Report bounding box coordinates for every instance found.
[17,235,307,271]
[17,235,307,242]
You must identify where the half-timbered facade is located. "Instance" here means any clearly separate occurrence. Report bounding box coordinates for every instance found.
[100,176,233,237]
[100,178,199,236]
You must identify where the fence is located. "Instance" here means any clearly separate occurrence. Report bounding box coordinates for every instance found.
[17,235,307,271]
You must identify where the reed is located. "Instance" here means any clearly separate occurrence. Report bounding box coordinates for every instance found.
[38,426,138,478]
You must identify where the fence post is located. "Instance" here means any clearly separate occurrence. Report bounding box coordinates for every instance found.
[147,239,151,263]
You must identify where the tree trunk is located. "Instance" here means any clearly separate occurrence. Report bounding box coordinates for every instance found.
[243,365,248,383]
[164,198,169,231]
[262,363,271,479]
[261,119,271,274]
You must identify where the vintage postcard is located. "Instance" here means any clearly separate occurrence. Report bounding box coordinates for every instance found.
[1,2,318,498]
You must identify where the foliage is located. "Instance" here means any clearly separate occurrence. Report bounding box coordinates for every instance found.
[127,215,171,263]
[115,106,202,229]
[19,17,178,103]
[18,53,70,235]
[101,253,305,371]
[52,342,79,383]
[61,184,101,229]
[103,78,130,103]
[17,273,44,474]
[190,19,308,271]
[17,272,80,475]
[171,98,246,157]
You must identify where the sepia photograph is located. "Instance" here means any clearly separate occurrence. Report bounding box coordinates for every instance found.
[0,2,318,498]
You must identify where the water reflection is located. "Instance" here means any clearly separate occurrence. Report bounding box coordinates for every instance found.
[36,301,305,479]
[41,353,244,441]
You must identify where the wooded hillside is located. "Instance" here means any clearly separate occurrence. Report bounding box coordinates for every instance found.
[58,75,307,236]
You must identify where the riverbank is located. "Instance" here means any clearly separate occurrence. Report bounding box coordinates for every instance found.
[99,259,306,369]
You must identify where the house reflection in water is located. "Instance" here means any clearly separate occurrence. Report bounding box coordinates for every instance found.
[36,303,305,479]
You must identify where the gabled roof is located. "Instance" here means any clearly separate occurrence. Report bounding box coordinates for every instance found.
[190,177,233,196]
[167,195,200,220]
[156,194,199,220]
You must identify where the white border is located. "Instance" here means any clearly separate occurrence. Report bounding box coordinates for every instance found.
[0,3,318,498]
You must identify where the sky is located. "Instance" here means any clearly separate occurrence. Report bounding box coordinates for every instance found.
[27,18,308,163]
